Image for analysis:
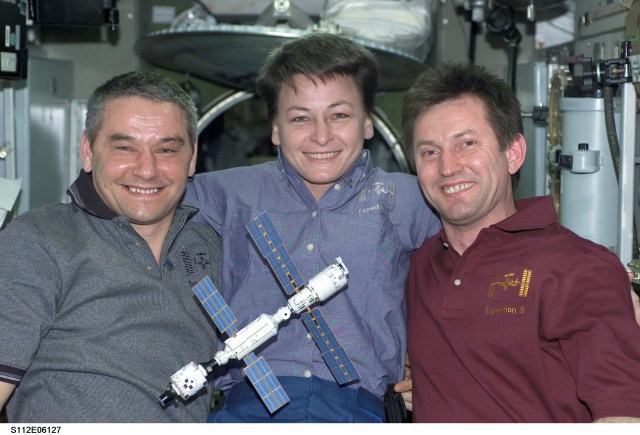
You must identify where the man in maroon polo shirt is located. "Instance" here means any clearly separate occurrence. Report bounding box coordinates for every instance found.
[402,62,640,422]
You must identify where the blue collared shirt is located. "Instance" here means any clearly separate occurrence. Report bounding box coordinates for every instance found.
[183,149,440,399]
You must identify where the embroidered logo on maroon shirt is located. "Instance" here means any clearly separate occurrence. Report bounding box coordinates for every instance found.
[488,269,532,298]
[485,269,532,316]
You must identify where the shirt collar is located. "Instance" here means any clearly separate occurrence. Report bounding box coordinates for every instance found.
[436,196,558,250]
[493,196,558,232]
[67,170,119,219]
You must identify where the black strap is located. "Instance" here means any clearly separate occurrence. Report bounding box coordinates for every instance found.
[383,384,409,423]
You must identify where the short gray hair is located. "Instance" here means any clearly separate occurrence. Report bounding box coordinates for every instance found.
[84,71,198,145]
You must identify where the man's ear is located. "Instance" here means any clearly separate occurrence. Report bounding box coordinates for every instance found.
[189,141,198,177]
[80,132,93,173]
[506,133,526,175]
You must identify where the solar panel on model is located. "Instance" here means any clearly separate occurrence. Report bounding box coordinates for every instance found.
[246,212,304,295]
[301,308,360,384]
[243,352,290,413]
[193,276,239,336]
[246,211,360,385]
[192,275,290,412]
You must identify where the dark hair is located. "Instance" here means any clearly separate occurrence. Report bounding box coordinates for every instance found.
[402,62,523,183]
[255,32,378,121]
[84,71,198,145]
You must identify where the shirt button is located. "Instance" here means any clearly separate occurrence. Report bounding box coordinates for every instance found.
[307,333,313,340]
[312,211,317,218]
[454,278,461,286]
[443,242,449,248]
[306,243,314,252]
[303,370,312,378]
[334,184,341,191]
[147,266,152,271]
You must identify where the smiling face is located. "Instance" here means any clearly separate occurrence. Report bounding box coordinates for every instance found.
[412,95,525,245]
[271,74,374,200]
[81,96,196,235]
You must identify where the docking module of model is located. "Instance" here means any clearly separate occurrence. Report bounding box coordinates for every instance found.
[159,211,358,413]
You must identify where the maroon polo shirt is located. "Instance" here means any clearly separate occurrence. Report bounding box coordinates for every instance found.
[407,196,640,422]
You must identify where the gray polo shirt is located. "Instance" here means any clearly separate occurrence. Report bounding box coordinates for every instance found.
[0,172,222,422]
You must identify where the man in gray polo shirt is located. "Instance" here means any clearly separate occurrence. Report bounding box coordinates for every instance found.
[0,71,222,422]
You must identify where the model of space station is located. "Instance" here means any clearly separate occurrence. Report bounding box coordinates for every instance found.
[158,211,359,413]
